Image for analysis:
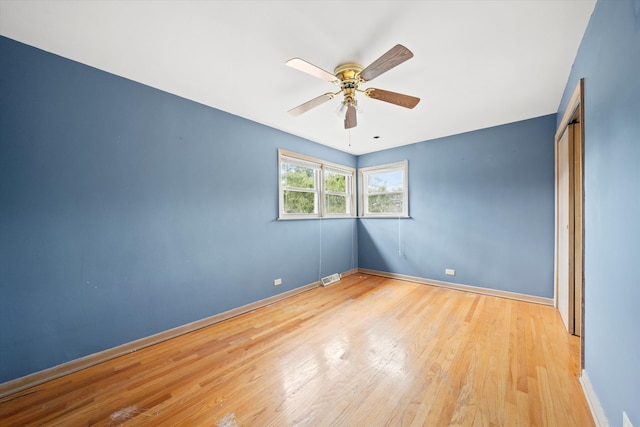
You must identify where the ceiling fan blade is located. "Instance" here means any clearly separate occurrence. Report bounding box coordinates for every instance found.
[286,58,337,82]
[366,88,420,109]
[344,104,357,129]
[288,93,334,117]
[359,44,414,82]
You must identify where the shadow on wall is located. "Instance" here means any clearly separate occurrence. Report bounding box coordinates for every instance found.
[357,220,392,273]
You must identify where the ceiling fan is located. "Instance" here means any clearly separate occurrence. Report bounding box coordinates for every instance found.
[286,44,420,129]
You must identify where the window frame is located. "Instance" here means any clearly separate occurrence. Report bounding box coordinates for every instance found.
[358,160,409,218]
[278,149,356,220]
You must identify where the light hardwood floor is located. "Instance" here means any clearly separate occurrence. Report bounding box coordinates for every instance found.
[0,274,594,426]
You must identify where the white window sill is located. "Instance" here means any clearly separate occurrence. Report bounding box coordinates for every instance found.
[277,215,356,220]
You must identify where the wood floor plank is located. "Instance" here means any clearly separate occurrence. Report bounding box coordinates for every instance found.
[0,274,594,426]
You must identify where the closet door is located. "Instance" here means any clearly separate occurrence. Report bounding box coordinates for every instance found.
[556,123,582,336]
[556,125,574,333]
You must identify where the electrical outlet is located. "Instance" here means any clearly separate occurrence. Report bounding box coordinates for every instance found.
[445,269,456,276]
[273,278,282,286]
[623,411,633,427]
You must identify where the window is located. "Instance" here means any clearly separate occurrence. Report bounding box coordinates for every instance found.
[278,149,355,219]
[359,160,409,217]
[280,156,320,216]
[324,167,352,215]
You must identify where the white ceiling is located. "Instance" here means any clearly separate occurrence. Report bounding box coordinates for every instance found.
[0,0,595,155]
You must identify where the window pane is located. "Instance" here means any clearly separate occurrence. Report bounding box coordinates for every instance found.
[279,150,356,219]
[282,164,315,189]
[325,194,347,214]
[325,171,346,193]
[283,190,316,214]
[367,170,403,193]
[368,193,402,213]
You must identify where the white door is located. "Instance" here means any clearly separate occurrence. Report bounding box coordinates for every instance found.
[556,124,577,334]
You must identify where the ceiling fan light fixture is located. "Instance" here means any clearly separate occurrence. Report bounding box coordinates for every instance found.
[336,96,364,118]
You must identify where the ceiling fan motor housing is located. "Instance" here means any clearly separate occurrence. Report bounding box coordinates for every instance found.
[334,63,363,106]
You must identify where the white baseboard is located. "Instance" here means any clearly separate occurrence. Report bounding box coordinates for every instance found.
[340,268,358,278]
[0,267,553,398]
[0,270,360,398]
[581,369,609,427]
[358,268,554,306]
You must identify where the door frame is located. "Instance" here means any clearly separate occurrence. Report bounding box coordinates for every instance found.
[554,78,585,367]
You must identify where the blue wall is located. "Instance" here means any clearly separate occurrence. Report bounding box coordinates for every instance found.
[358,115,556,298]
[0,36,357,383]
[557,0,640,423]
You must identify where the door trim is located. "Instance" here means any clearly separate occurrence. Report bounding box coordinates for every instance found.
[556,79,584,141]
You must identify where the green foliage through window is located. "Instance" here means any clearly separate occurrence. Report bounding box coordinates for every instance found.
[281,162,318,214]
[279,150,355,218]
[281,164,315,189]
[283,190,316,214]
[359,161,408,217]
[324,170,349,214]
[325,194,347,214]
[325,172,346,192]
[368,193,402,213]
